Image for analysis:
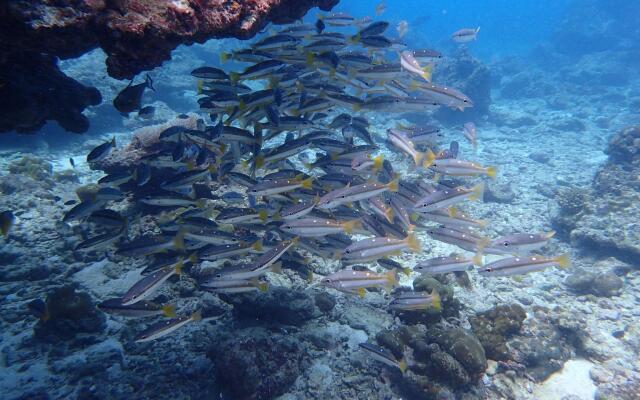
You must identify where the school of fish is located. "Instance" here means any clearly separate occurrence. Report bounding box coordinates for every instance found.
[63,10,568,372]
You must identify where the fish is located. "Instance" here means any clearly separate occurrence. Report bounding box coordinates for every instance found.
[278,199,317,220]
[359,342,406,372]
[426,226,489,256]
[98,298,176,318]
[463,122,477,150]
[420,207,487,229]
[74,229,125,252]
[396,20,409,38]
[412,183,485,213]
[315,18,325,34]
[479,254,570,277]
[63,200,105,222]
[321,269,399,296]
[341,233,421,263]
[122,262,183,305]
[399,50,432,82]
[280,218,361,237]
[0,211,15,237]
[386,128,431,167]
[134,310,201,342]
[69,158,76,168]
[484,231,556,255]
[317,180,399,210]
[452,27,481,43]
[427,156,496,178]
[113,75,155,114]
[86,137,116,163]
[201,277,268,294]
[196,240,263,261]
[247,176,313,197]
[389,290,441,312]
[116,235,185,258]
[138,106,156,120]
[191,66,230,80]
[414,254,476,274]
[375,2,386,16]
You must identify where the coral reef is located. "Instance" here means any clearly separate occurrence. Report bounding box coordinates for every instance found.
[0,0,338,133]
[559,127,640,261]
[469,304,527,361]
[33,285,106,343]
[227,287,319,325]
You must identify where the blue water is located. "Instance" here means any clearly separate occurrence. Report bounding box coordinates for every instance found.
[1,1,640,399]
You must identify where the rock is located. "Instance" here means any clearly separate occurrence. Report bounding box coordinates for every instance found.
[313,291,336,313]
[400,276,461,324]
[33,285,106,342]
[212,328,305,399]
[469,304,527,361]
[427,328,487,379]
[483,181,516,204]
[0,0,338,133]
[565,269,623,297]
[228,287,318,325]
[375,329,405,359]
[529,151,551,164]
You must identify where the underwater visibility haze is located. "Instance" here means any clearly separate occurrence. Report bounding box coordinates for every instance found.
[1,0,640,399]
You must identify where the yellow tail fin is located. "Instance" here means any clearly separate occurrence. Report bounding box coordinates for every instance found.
[197,80,203,95]
[403,267,412,277]
[406,233,421,252]
[220,52,230,64]
[385,270,399,290]
[343,219,361,234]
[258,210,269,222]
[421,63,433,82]
[191,310,202,321]
[251,278,269,292]
[162,304,176,318]
[469,182,485,201]
[472,252,483,266]
[300,177,313,189]
[397,359,407,374]
[545,231,556,239]
[358,287,366,298]
[252,239,263,251]
[254,154,265,169]
[554,253,570,268]
[372,154,384,171]
[384,207,394,223]
[387,178,399,192]
[271,262,283,274]
[173,232,185,251]
[486,166,497,179]
[431,289,441,312]
[174,261,183,275]
[305,52,315,67]
[229,72,240,83]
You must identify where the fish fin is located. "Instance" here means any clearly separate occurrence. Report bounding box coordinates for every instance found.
[252,239,263,251]
[352,103,361,112]
[195,199,207,208]
[554,253,570,268]
[358,287,366,298]
[447,207,458,217]
[173,232,185,251]
[188,252,199,264]
[146,75,155,91]
[387,178,399,192]
[385,270,399,290]
[191,310,202,321]
[472,252,483,266]
[410,212,419,222]
[220,52,230,63]
[431,289,442,312]
[342,219,361,234]
[476,219,489,229]
[349,33,361,44]
[174,261,183,275]
[433,173,441,183]
[403,267,412,277]
[485,166,497,179]
[271,262,283,274]
[423,149,436,167]
[406,233,421,252]
[254,154,265,169]
[398,359,407,373]
[229,72,240,83]
[347,69,357,79]
[300,177,313,189]
[306,271,314,283]
[545,230,556,239]
[421,64,433,82]
[251,278,269,292]
[305,52,315,67]
[372,154,384,171]
[162,304,177,318]
[258,210,269,222]
[384,207,394,223]
[469,182,485,201]
[272,212,282,221]
[196,80,203,95]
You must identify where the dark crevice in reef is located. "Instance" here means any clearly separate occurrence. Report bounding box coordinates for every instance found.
[0,0,338,134]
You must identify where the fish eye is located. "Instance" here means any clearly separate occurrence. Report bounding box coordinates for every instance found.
[503,242,510,247]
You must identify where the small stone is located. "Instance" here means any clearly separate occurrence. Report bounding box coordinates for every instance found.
[529,151,550,164]
[600,309,620,321]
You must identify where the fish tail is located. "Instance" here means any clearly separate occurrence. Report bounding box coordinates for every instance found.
[305,52,315,67]
[384,207,394,223]
[545,230,556,239]
[349,34,361,44]
[421,63,433,82]
[342,219,361,234]
[196,80,203,95]
[387,178,399,192]
[300,177,314,189]
[220,52,229,64]
[252,239,263,251]
[431,289,442,312]
[422,149,436,167]
[306,270,314,283]
[254,154,265,169]
[162,304,176,318]
[472,250,484,266]
[191,310,202,322]
[403,267,412,277]
[272,212,282,221]
[476,219,490,228]
[188,252,199,264]
[258,210,269,222]
[174,260,183,275]
[406,233,421,252]
[554,253,570,268]
[229,72,240,83]
[146,74,155,91]
[271,262,283,274]
[373,154,384,171]
[486,166,497,179]
[357,287,367,298]
[469,182,485,201]
[173,231,185,251]
[398,359,407,374]
[386,269,399,289]
[447,207,458,217]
